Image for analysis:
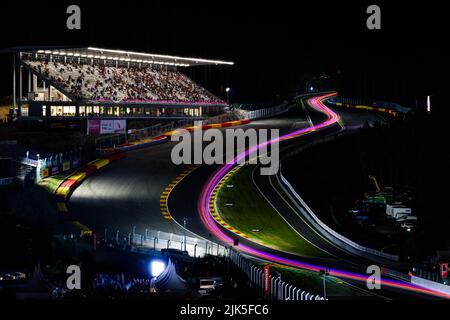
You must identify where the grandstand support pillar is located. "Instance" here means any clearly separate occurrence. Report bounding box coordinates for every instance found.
[28,70,31,96]
[75,104,80,117]
[18,63,23,117]
[33,74,37,92]
[12,54,17,115]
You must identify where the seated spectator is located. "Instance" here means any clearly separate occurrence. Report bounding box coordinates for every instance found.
[25,59,225,104]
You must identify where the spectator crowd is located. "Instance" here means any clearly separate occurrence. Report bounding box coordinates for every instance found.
[25,59,224,104]
[93,272,153,297]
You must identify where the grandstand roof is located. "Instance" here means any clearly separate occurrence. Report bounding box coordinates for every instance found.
[3,46,234,67]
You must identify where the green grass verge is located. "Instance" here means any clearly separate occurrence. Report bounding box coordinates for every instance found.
[216,165,328,259]
[255,263,371,298]
[216,165,369,297]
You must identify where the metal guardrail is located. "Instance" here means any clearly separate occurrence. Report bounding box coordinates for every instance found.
[276,130,399,262]
[278,171,399,261]
[329,96,410,114]
[413,268,449,285]
[411,276,450,295]
[229,249,325,300]
[105,228,227,258]
[244,101,290,120]
[0,176,15,186]
[105,228,325,299]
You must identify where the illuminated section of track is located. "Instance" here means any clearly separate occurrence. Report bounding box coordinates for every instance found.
[197,93,450,299]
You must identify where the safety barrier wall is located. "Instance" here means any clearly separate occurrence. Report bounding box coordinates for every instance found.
[244,101,290,120]
[229,249,325,300]
[414,268,449,284]
[109,136,168,152]
[113,228,228,258]
[327,97,405,117]
[100,101,289,152]
[163,119,251,136]
[276,130,399,262]
[0,176,15,186]
[411,276,450,295]
[34,147,98,182]
[126,119,193,143]
[279,170,399,261]
[330,96,410,113]
[53,151,127,235]
[54,151,126,201]
[106,227,324,299]
[100,226,228,258]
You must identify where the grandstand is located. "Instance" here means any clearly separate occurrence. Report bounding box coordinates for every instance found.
[5,47,233,121]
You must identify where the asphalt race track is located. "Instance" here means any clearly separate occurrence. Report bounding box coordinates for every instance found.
[67,112,307,237]
[67,96,444,299]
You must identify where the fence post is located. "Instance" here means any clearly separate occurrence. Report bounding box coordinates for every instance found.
[296,288,301,300]
[279,281,284,300]
[270,276,274,300]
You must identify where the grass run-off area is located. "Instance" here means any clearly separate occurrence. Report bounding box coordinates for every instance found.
[216,164,328,259]
[216,164,370,297]
[255,263,372,298]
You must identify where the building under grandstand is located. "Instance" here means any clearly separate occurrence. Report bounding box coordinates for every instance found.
[5,46,233,122]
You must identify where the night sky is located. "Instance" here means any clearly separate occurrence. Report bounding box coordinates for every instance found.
[0,1,445,108]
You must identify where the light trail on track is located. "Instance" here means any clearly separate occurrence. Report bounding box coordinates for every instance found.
[197,93,450,299]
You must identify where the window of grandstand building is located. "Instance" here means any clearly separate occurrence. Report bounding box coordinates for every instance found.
[50,106,76,116]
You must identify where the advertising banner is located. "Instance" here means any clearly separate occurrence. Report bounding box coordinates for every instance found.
[100,120,115,134]
[113,119,126,134]
[40,168,49,179]
[72,159,80,168]
[263,264,271,297]
[62,161,71,172]
[441,263,448,279]
[51,166,59,175]
[87,119,101,135]
[87,119,126,135]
